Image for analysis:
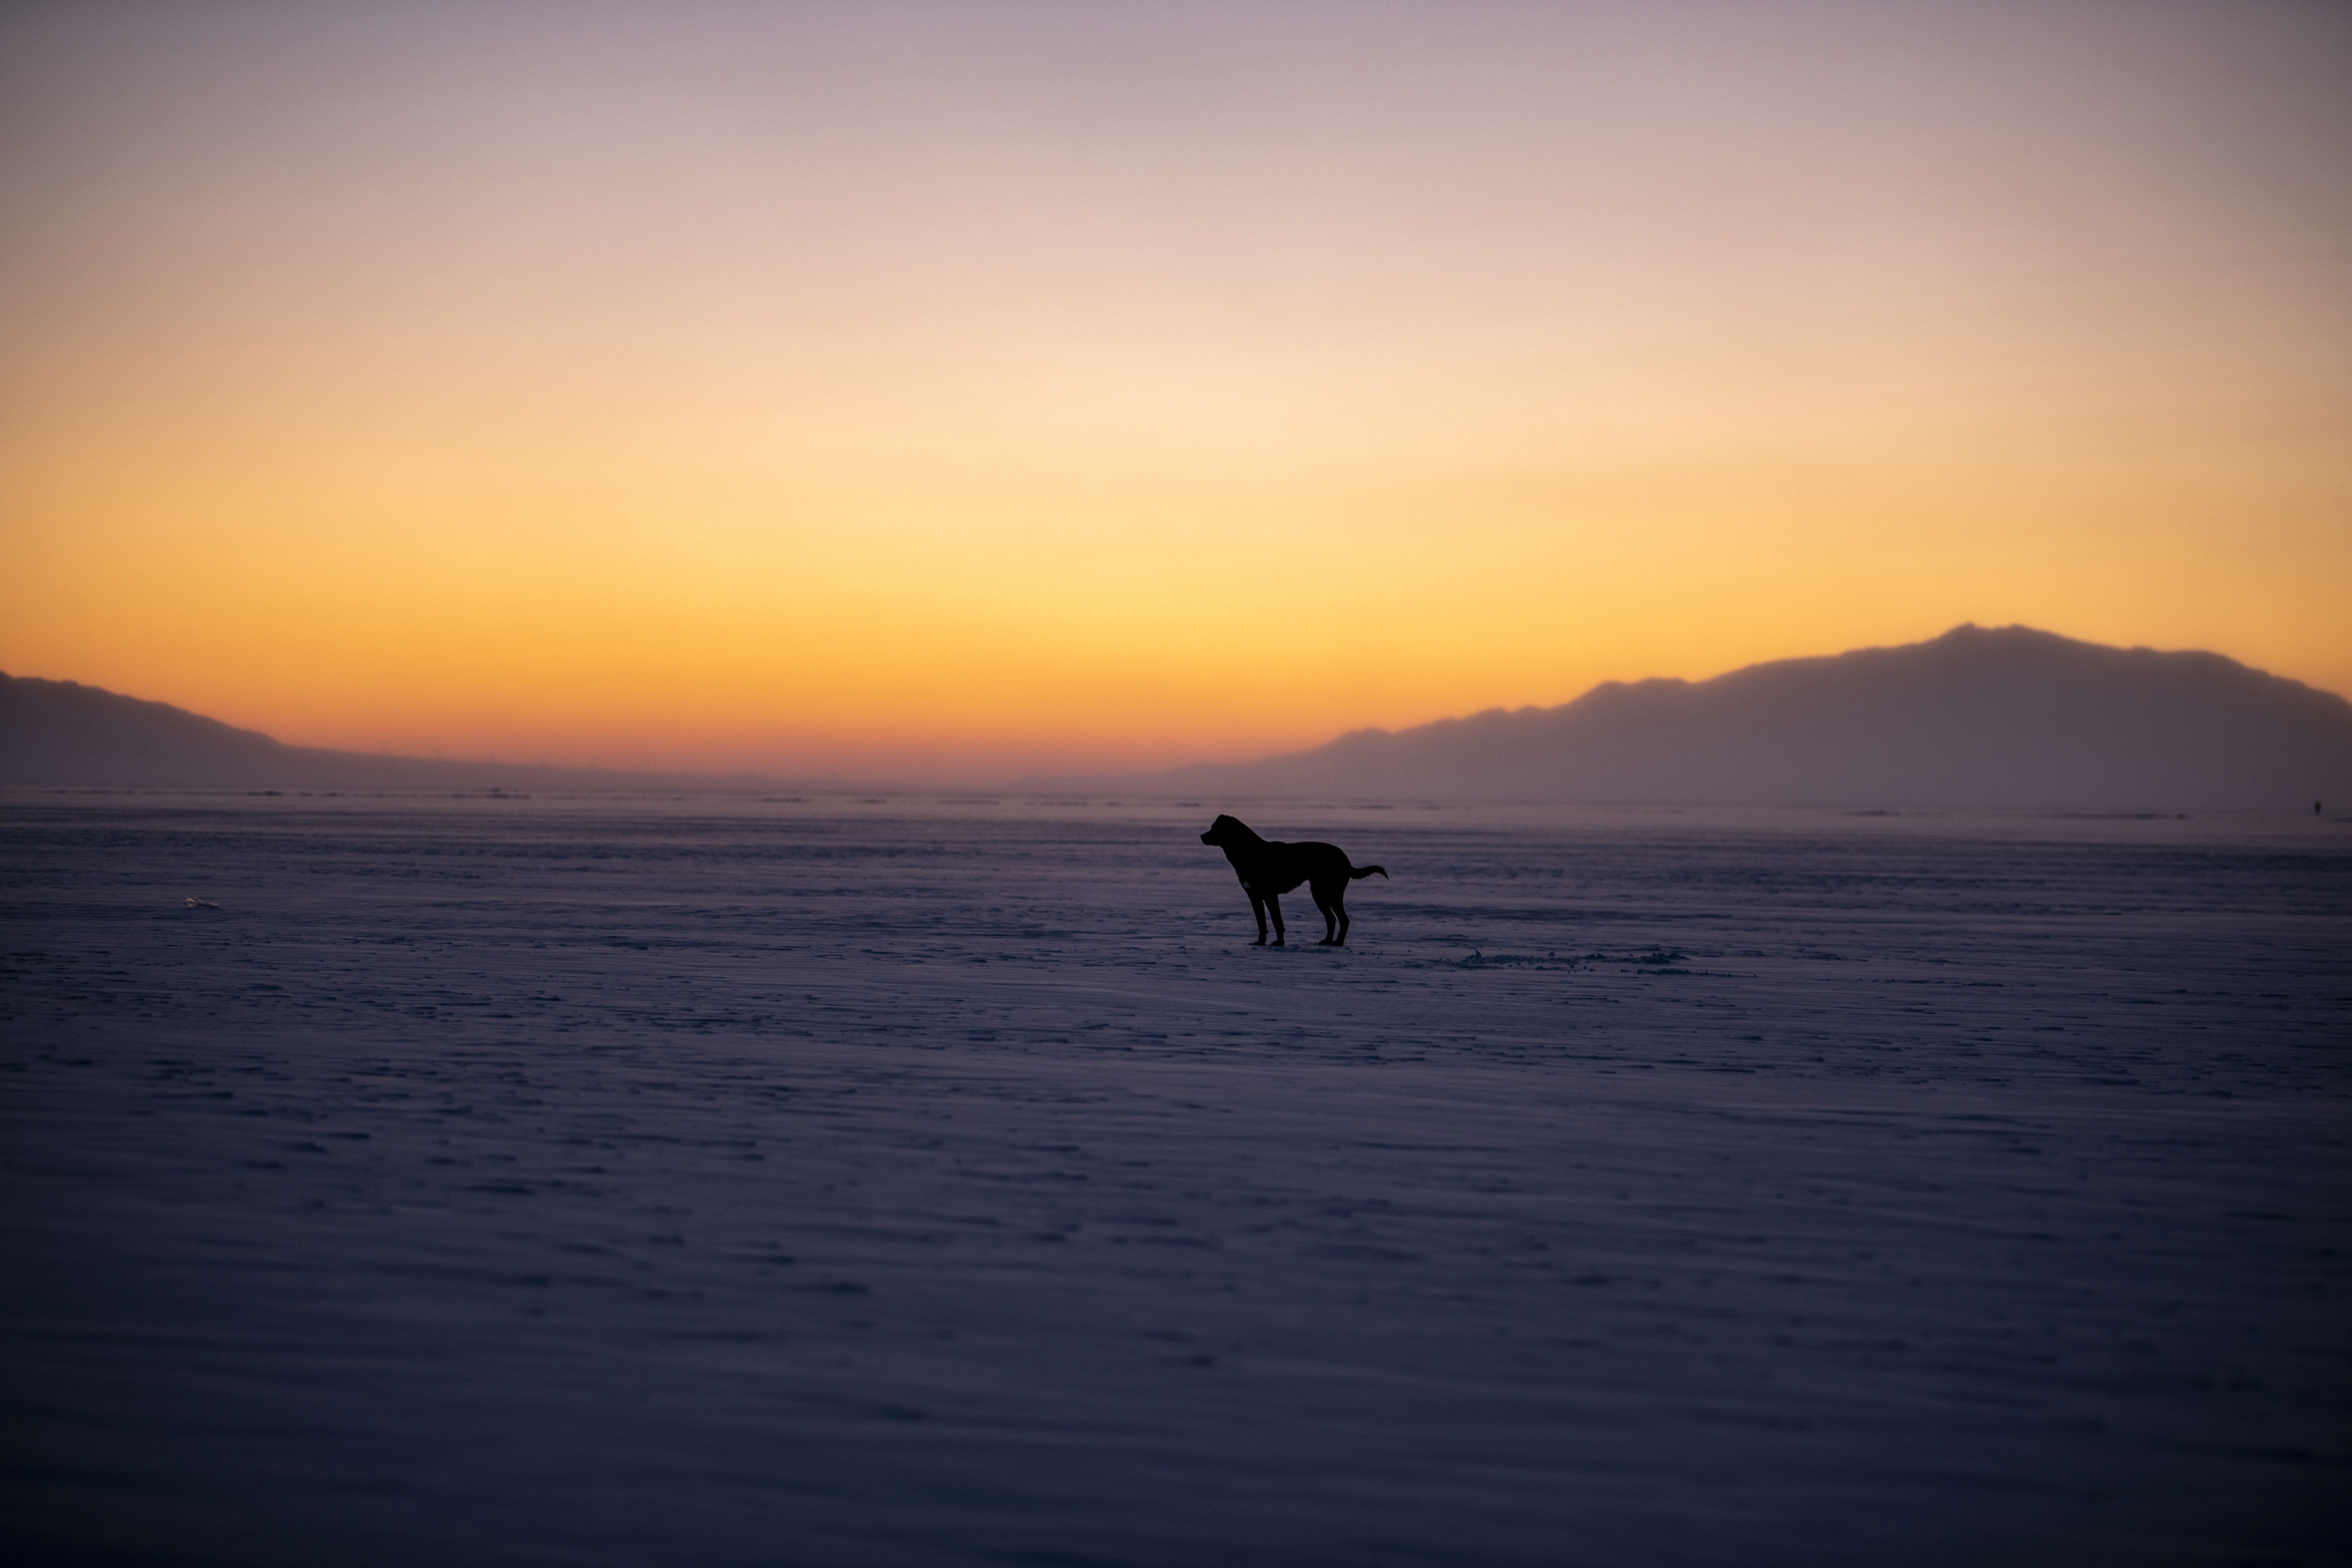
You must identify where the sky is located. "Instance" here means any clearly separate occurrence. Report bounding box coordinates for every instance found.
[2,0,2347,782]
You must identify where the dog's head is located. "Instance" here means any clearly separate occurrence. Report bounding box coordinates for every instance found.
[1200,814,1256,847]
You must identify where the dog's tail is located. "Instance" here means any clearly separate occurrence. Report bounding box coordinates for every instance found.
[1350,863,1389,880]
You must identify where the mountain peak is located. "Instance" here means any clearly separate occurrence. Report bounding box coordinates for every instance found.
[1141,627,2350,809]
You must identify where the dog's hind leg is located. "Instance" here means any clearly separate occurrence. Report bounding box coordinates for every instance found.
[1313,880,1347,945]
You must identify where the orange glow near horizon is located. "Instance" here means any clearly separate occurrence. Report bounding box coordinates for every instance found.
[3,1,2347,783]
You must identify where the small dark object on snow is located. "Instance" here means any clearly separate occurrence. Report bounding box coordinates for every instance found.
[1200,814,1386,947]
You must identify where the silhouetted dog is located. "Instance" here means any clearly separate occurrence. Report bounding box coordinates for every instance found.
[1199,814,1387,947]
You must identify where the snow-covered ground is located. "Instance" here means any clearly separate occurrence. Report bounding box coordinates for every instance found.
[3,795,2346,1567]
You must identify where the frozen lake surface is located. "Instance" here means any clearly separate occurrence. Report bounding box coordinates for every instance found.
[3,795,2347,1566]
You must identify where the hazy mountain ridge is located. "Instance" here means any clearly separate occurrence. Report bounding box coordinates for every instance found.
[11,626,2351,806]
[0,674,803,794]
[1077,626,2352,809]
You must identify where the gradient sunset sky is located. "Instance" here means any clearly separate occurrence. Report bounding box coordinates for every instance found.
[3,0,2346,780]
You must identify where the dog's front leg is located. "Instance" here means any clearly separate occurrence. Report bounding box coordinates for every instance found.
[1263,892,1285,946]
[1246,886,1271,945]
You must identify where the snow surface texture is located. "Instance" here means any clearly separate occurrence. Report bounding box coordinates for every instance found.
[3,796,2346,1568]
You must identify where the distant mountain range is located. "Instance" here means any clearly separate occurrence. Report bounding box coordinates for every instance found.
[1046,625,2352,810]
[0,674,795,794]
[7,625,2349,807]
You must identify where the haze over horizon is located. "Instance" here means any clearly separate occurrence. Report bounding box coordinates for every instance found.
[4,0,2347,779]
